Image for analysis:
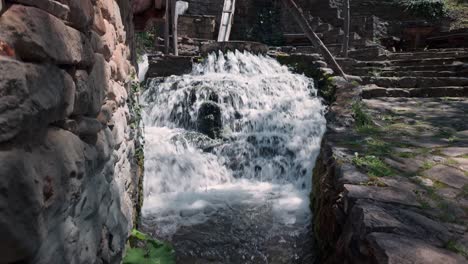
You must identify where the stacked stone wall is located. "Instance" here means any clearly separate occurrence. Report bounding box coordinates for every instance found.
[0,0,141,263]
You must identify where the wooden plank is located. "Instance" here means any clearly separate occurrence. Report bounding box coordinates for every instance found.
[217,0,236,42]
[155,0,163,9]
[164,0,170,54]
[171,0,178,55]
[281,0,347,79]
[341,0,350,57]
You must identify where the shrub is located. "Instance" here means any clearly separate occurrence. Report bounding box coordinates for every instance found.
[397,0,449,20]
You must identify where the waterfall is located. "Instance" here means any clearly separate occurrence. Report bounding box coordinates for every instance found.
[140,51,326,263]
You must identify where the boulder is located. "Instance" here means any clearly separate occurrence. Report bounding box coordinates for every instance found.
[0,57,74,142]
[101,20,117,61]
[61,0,94,31]
[88,54,110,117]
[0,57,29,142]
[0,5,94,66]
[9,0,70,20]
[0,149,43,263]
[197,101,223,139]
[92,5,106,35]
[72,70,91,116]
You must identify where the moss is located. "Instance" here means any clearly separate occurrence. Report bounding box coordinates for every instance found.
[128,79,145,228]
[276,55,337,104]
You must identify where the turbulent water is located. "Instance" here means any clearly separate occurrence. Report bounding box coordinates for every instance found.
[140,51,326,263]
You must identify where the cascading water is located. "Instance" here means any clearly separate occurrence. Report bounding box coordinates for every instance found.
[140,51,326,263]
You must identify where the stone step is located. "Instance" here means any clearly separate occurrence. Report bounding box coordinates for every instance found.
[344,63,468,75]
[361,76,468,88]
[378,70,468,77]
[339,57,468,69]
[362,86,468,98]
[366,49,468,61]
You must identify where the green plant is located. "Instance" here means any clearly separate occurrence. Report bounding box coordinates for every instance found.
[445,240,468,258]
[352,102,374,128]
[397,0,449,20]
[421,161,435,170]
[124,229,175,264]
[353,154,394,177]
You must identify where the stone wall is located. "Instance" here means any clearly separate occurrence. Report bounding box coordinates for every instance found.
[0,0,141,263]
[178,15,216,39]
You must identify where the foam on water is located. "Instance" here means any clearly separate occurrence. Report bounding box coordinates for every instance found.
[141,51,326,262]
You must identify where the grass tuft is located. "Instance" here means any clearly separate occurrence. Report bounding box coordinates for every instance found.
[353,154,394,177]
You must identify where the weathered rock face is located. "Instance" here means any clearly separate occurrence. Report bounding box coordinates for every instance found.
[0,1,141,263]
[197,101,222,139]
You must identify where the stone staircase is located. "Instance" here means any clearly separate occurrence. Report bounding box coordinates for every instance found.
[339,48,468,98]
[283,16,373,54]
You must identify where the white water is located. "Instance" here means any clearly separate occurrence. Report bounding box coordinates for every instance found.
[138,54,149,83]
[141,51,326,262]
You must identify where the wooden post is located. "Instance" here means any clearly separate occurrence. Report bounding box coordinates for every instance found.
[171,0,178,56]
[164,0,170,54]
[281,0,347,79]
[341,0,350,57]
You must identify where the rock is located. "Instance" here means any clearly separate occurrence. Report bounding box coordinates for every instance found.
[424,164,468,189]
[0,5,94,66]
[9,0,70,19]
[101,20,117,61]
[76,117,103,136]
[367,233,466,264]
[111,44,130,82]
[0,60,75,142]
[72,70,91,116]
[0,57,29,142]
[92,5,106,36]
[62,0,94,30]
[88,54,110,117]
[197,101,223,139]
[108,81,128,106]
[0,149,43,263]
[440,147,468,157]
[97,101,117,125]
[411,176,434,187]
[111,107,128,147]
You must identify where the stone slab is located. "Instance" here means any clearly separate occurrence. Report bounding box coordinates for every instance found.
[424,164,468,189]
[367,233,467,264]
[344,184,420,208]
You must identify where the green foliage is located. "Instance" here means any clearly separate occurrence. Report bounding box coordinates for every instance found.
[397,0,449,20]
[352,102,374,129]
[123,229,175,264]
[445,240,468,258]
[136,30,156,60]
[352,154,394,177]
